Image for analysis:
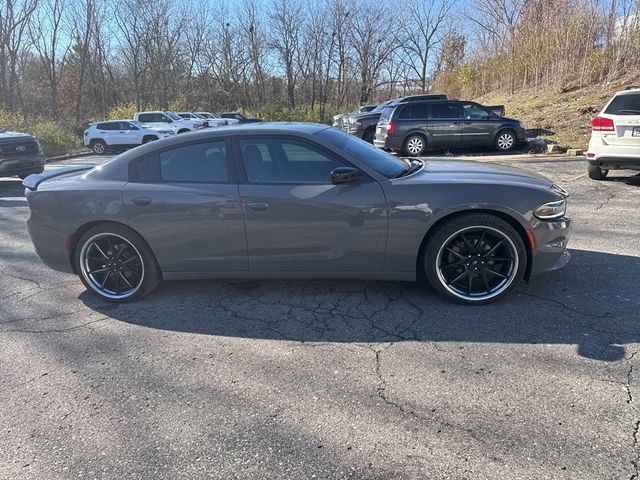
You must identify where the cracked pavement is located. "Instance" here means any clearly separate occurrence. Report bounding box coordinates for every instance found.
[1,156,640,479]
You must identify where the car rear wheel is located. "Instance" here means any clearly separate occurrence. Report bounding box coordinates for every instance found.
[424,213,526,304]
[142,136,158,144]
[363,128,375,144]
[588,163,609,180]
[91,140,107,155]
[495,130,516,152]
[75,224,161,303]
[404,134,426,156]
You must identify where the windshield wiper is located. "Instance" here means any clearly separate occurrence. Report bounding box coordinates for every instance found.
[618,109,640,114]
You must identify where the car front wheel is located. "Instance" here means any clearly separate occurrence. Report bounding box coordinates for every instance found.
[424,213,526,304]
[75,224,161,303]
[495,130,516,152]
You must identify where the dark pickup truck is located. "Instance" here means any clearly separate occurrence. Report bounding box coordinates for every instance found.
[0,129,46,179]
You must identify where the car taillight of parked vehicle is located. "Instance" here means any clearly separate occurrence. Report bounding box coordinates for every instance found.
[592,116,614,131]
[386,122,396,135]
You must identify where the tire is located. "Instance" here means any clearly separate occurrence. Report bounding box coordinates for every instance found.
[423,213,527,304]
[75,223,161,303]
[177,129,190,134]
[494,129,516,152]
[142,136,158,144]
[363,128,375,144]
[404,134,426,156]
[91,140,107,155]
[588,163,609,180]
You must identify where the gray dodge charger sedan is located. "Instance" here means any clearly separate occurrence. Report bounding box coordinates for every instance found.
[23,123,571,304]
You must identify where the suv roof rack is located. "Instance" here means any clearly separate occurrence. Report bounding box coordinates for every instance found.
[398,94,447,102]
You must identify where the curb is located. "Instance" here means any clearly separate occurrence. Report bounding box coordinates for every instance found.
[46,151,93,163]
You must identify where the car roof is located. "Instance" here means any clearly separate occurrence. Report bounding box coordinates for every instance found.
[91,120,131,125]
[616,88,640,95]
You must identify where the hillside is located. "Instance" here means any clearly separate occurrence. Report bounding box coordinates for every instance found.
[476,75,640,150]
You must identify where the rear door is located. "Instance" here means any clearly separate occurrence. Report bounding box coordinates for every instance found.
[123,139,248,272]
[601,92,640,147]
[235,135,388,272]
[117,122,141,146]
[460,102,498,146]
[427,102,461,148]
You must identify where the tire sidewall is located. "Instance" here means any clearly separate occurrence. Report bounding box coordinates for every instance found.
[423,213,527,304]
[74,223,161,303]
[495,129,516,152]
[404,134,426,156]
[92,140,106,155]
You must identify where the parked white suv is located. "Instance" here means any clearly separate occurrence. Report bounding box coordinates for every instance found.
[587,87,640,180]
[133,111,205,134]
[83,120,174,155]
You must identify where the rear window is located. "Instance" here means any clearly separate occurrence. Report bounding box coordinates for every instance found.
[379,106,395,122]
[130,141,228,183]
[605,93,640,115]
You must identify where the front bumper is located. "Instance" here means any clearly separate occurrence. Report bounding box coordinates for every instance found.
[529,216,572,277]
[0,154,46,177]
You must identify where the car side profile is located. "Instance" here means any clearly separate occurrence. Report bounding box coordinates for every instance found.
[586,87,640,180]
[133,111,205,133]
[83,120,175,155]
[220,112,262,123]
[374,100,525,156]
[24,124,571,305]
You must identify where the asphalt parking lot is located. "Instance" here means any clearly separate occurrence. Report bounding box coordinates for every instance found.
[1,154,639,479]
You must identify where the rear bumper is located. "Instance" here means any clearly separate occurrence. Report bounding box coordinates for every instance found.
[587,139,640,169]
[26,213,75,274]
[373,134,403,150]
[0,154,45,177]
[529,216,572,277]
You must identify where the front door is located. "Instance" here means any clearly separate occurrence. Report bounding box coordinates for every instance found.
[235,136,388,272]
[123,139,248,272]
[460,103,498,146]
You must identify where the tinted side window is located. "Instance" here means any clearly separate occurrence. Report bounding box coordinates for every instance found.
[462,103,490,120]
[96,123,110,130]
[430,103,461,119]
[138,113,163,123]
[398,104,428,120]
[240,138,345,184]
[131,141,228,183]
[605,93,640,115]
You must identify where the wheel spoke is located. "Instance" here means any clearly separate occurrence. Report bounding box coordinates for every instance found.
[448,270,468,286]
[485,268,507,279]
[118,272,134,289]
[487,257,513,263]
[100,271,111,288]
[481,270,491,293]
[88,267,109,275]
[441,260,466,269]
[445,247,466,260]
[116,244,128,259]
[92,243,109,259]
[105,236,114,255]
[483,240,503,258]
[460,233,475,253]
[467,272,473,294]
[475,230,487,253]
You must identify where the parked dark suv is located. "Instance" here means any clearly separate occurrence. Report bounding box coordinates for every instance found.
[343,95,448,143]
[0,128,46,179]
[374,99,525,156]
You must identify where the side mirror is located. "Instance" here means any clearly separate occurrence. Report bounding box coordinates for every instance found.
[163,117,172,123]
[331,167,360,185]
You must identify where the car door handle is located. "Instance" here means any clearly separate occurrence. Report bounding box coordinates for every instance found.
[246,201,269,211]
[132,196,152,206]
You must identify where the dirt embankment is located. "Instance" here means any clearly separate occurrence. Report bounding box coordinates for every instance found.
[476,76,640,150]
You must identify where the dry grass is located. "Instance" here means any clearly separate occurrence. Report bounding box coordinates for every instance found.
[475,75,640,149]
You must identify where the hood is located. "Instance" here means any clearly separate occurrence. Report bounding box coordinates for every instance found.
[402,160,553,189]
[0,130,36,142]
[349,111,381,122]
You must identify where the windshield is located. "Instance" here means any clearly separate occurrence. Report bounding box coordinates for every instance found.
[371,101,390,114]
[315,128,407,179]
[166,112,182,121]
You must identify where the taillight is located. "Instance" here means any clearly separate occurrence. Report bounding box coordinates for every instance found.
[386,121,396,135]
[592,116,614,131]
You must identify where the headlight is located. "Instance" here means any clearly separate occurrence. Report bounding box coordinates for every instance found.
[534,199,566,219]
